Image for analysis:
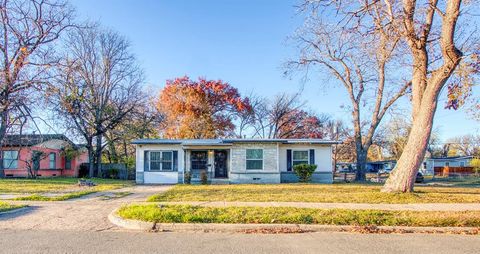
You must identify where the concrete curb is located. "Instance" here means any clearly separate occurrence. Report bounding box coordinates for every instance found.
[108,208,156,231]
[0,206,30,216]
[108,209,480,234]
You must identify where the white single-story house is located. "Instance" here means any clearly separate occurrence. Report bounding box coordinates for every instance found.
[132,139,338,184]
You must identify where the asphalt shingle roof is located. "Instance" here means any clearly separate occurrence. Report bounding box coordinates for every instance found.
[2,134,74,147]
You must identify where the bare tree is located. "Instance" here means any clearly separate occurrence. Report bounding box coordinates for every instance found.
[247,93,330,139]
[265,93,304,138]
[322,118,354,170]
[0,0,75,176]
[295,0,477,190]
[378,0,477,192]
[447,134,480,156]
[289,2,410,181]
[236,93,259,138]
[379,117,441,160]
[50,26,145,177]
[104,97,163,167]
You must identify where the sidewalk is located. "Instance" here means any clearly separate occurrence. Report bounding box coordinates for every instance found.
[154,201,480,211]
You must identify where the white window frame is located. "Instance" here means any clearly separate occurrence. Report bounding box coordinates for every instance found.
[3,150,19,169]
[190,150,208,171]
[292,150,310,166]
[246,149,263,170]
[148,151,174,171]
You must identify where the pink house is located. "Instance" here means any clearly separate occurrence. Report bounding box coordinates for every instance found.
[0,134,89,178]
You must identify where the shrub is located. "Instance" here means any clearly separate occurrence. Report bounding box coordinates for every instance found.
[200,171,208,185]
[293,164,317,183]
[470,158,480,176]
[184,171,191,184]
[108,168,119,179]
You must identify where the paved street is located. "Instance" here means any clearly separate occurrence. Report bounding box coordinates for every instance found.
[0,185,479,254]
[0,229,479,254]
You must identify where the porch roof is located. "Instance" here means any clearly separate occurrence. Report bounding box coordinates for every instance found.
[132,138,340,145]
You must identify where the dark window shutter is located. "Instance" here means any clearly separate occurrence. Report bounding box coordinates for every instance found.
[173,151,178,171]
[287,149,292,171]
[144,151,149,171]
[309,149,315,165]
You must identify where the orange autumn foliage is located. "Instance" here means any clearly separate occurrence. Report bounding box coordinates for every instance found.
[157,76,252,138]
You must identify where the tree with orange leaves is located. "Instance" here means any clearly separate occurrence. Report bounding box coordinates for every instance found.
[157,77,252,139]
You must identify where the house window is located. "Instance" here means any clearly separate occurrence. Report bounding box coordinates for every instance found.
[49,153,56,169]
[149,151,173,171]
[246,149,263,170]
[3,150,18,169]
[460,161,465,167]
[293,150,309,166]
[65,158,72,170]
[191,151,208,170]
[445,162,450,167]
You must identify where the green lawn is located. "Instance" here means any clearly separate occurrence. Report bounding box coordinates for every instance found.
[425,176,480,187]
[0,178,134,201]
[0,201,26,212]
[118,204,480,227]
[147,183,480,204]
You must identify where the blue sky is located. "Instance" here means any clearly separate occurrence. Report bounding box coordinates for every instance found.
[70,0,478,141]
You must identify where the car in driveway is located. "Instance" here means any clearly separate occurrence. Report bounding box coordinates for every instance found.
[377,169,424,183]
[415,172,424,183]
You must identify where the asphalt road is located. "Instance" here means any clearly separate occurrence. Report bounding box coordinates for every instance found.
[0,229,479,254]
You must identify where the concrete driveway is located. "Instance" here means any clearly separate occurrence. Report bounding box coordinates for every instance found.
[0,185,172,231]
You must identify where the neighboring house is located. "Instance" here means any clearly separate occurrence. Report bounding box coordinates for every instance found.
[0,134,89,178]
[335,160,397,173]
[132,139,338,184]
[335,162,356,172]
[366,160,397,173]
[420,156,474,176]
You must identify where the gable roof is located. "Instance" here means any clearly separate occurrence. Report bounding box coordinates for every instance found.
[2,134,75,147]
[131,138,340,145]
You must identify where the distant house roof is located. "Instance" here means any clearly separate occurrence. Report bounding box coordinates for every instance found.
[132,138,340,146]
[367,160,397,164]
[2,134,76,148]
[429,156,474,161]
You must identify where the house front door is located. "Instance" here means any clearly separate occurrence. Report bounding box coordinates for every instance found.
[214,150,228,178]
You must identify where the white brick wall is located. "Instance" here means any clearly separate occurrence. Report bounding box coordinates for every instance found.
[230,143,279,172]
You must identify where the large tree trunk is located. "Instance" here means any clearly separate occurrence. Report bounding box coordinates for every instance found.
[86,138,95,178]
[88,146,95,178]
[355,148,368,182]
[382,89,438,192]
[352,104,369,182]
[0,108,9,178]
[106,138,118,163]
[94,134,103,177]
[382,0,463,193]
